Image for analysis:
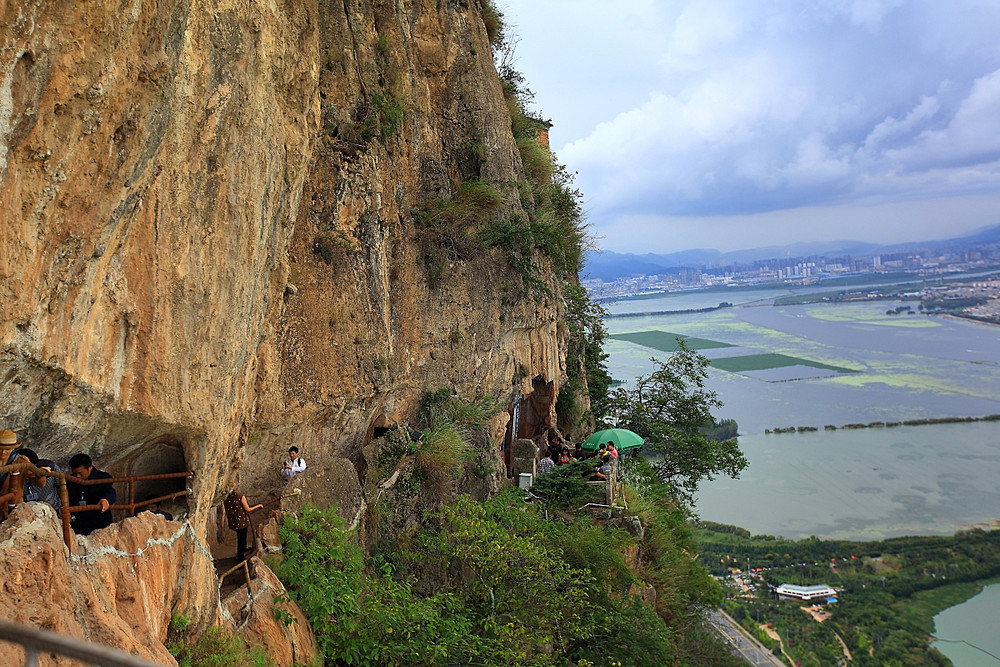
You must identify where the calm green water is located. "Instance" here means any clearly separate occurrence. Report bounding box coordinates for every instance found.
[932,584,1000,666]
[604,289,1000,539]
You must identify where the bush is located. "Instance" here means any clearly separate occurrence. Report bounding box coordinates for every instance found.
[168,624,272,667]
[416,424,469,500]
[516,134,553,184]
[531,459,598,508]
[276,505,476,666]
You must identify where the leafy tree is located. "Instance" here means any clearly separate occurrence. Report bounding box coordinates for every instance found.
[607,339,747,504]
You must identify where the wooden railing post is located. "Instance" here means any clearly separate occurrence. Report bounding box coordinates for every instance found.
[57,477,73,550]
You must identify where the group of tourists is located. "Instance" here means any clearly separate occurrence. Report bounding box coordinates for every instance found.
[0,428,314,576]
[0,429,120,534]
[222,445,307,564]
[535,430,618,481]
[0,429,176,536]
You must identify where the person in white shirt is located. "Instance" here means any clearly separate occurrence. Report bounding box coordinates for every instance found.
[281,446,307,481]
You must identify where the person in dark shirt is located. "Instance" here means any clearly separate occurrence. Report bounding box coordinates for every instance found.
[143,497,173,521]
[591,455,613,481]
[67,453,117,535]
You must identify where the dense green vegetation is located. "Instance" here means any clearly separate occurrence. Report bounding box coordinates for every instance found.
[274,482,742,666]
[696,523,1000,666]
[699,418,739,443]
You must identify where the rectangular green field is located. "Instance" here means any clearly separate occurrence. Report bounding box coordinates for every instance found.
[709,353,857,373]
[610,330,734,353]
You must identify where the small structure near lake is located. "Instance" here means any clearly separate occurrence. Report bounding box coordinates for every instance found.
[775,583,838,603]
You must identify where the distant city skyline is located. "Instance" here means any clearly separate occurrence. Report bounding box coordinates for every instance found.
[499,1,1000,254]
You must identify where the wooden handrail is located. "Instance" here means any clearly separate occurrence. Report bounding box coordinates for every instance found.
[0,461,194,548]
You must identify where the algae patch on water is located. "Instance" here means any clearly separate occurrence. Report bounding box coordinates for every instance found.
[609,330,735,352]
[805,305,940,328]
[709,353,858,374]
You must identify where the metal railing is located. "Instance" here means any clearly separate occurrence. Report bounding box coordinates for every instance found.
[0,619,162,667]
[0,461,193,549]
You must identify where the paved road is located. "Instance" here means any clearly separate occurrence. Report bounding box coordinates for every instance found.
[707,608,786,667]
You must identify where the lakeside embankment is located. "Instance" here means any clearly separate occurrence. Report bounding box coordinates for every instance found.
[764,413,1000,434]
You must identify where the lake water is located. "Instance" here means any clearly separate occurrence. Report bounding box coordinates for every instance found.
[932,584,1000,666]
[604,286,1000,663]
[603,287,1000,539]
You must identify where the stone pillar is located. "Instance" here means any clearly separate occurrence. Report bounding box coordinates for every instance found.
[510,438,538,482]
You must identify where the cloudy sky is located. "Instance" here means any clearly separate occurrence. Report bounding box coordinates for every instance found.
[498,0,1000,253]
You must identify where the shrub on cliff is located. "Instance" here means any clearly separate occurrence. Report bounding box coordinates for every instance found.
[276,505,476,665]
[167,618,271,667]
[276,491,698,665]
[529,459,595,507]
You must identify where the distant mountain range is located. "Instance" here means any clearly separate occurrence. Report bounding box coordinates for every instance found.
[583,224,1000,281]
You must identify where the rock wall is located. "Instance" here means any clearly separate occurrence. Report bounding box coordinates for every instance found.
[0,0,571,659]
[0,0,319,529]
[244,0,567,496]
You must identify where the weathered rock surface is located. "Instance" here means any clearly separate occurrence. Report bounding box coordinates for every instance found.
[1,0,572,659]
[0,503,317,666]
[220,560,319,667]
[279,457,366,528]
[0,503,212,664]
[0,0,319,531]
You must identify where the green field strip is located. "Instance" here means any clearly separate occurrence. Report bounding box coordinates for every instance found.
[609,330,735,352]
[709,353,859,374]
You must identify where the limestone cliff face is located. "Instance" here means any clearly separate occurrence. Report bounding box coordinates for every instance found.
[1,0,571,659]
[245,0,567,494]
[1,0,319,526]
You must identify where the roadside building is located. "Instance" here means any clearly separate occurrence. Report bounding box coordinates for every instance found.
[775,584,838,603]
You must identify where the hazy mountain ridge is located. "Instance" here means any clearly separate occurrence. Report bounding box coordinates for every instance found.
[584,224,1000,280]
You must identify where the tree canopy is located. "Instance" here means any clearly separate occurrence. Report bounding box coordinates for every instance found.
[607,339,747,504]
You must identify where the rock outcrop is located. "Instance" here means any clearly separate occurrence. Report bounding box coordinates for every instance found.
[1,0,573,660]
[0,503,212,664]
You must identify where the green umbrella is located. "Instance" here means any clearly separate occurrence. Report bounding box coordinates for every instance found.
[582,428,645,452]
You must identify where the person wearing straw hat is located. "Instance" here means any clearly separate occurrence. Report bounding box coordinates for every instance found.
[0,429,24,515]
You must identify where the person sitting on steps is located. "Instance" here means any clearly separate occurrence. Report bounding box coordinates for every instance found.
[591,455,612,481]
[280,446,307,481]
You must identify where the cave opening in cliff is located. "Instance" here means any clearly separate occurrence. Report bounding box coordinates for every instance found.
[128,437,189,515]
